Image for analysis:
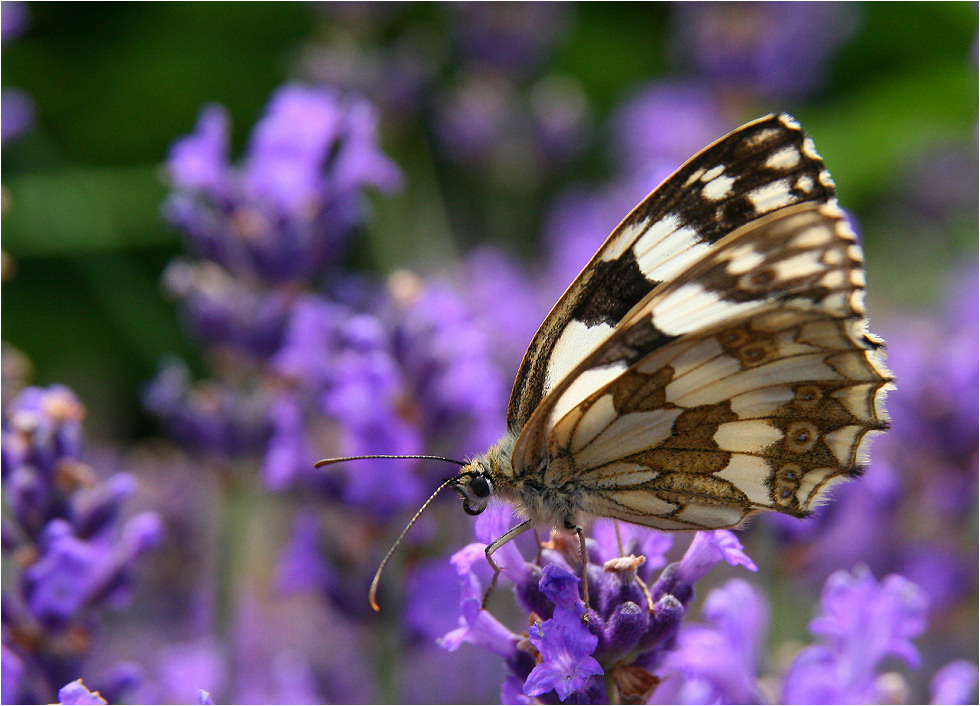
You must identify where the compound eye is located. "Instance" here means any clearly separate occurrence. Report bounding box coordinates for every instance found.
[471,475,491,498]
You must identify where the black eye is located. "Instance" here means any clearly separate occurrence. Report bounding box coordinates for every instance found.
[471,475,491,498]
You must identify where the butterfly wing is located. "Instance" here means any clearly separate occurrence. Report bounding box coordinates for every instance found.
[507,113,837,430]
[512,201,892,530]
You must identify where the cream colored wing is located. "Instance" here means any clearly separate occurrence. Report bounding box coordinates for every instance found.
[512,201,892,529]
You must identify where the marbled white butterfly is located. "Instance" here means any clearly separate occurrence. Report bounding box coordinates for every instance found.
[318,113,893,611]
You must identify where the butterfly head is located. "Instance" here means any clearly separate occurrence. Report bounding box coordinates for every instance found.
[451,466,495,516]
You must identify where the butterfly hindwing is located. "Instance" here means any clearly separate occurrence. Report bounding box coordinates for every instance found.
[507,113,837,430]
[512,202,892,529]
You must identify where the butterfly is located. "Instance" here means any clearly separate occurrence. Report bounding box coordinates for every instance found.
[317,113,893,611]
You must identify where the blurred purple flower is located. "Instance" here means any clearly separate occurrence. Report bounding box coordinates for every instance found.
[895,138,979,226]
[143,359,272,458]
[0,2,34,146]
[267,273,510,514]
[930,660,979,705]
[433,69,590,184]
[608,82,726,181]
[2,383,85,481]
[1,0,29,43]
[164,84,401,284]
[267,294,423,508]
[24,515,161,629]
[57,679,107,705]
[458,246,551,372]
[301,29,438,123]
[433,71,519,165]
[446,1,573,76]
[528,75,591,163]
[2,645,25,704]
[782,567,928,703]
[2,385,161,704]
[1,87,34,145]
[671,2,860,101]
[390,277,508,455]
[653,578,767,704]
[161,259,295,359]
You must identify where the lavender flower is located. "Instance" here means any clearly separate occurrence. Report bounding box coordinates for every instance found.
[930,661,980,705]
[652,578,767,704]
[143,358,272,458]
[267,274,511,511]
[300,28,437,124]
[1,86,34,146]
[151,84,407,466]
[2,644,26,704]
[2,385,162,704]
[164,84,401,285]
[441,501,758,703]
[671,2,860,101]
[161,258,296,360]
[446,1,573,77]
[1,1,29,43]
[57,679,107,705]
[607,82,726,183]
[0,1,33,146]
[782,567,929,703]
[650,566,978,704]
[433,69,590,183]
[524,580,603,702]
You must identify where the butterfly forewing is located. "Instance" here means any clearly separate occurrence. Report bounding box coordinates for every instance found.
[508,113,837,431]
[512,202,891,529]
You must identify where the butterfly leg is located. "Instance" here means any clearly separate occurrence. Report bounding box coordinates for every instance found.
[564,520,591,614]
[532,527,544,564]
[482,519,534,610]
[635,574,655,613]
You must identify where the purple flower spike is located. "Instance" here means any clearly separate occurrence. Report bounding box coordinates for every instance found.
[4,384,161,702]
[930,660,979,705]
[808,567,927,669]
[671,2,860,100]
[1,87,34,145]
[1,1,29,43]
[440,543,521,658]
[539,564,583,611]
[674,531,758,587]
[525,607,603,702]
[784,567,930,703]
[608,82,725,180]
[166,105,230,199]
[2,645,25,704]
[2,384,86,478]
[659,578,768,704]
[164,84,401,284]
[57,679,107,705]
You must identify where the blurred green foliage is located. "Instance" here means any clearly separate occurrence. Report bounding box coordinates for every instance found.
[2,2,977,443]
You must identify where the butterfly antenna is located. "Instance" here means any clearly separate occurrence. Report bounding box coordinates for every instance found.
[368,473,466,612]
[313,453,470,611]
[314,454,469,468]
